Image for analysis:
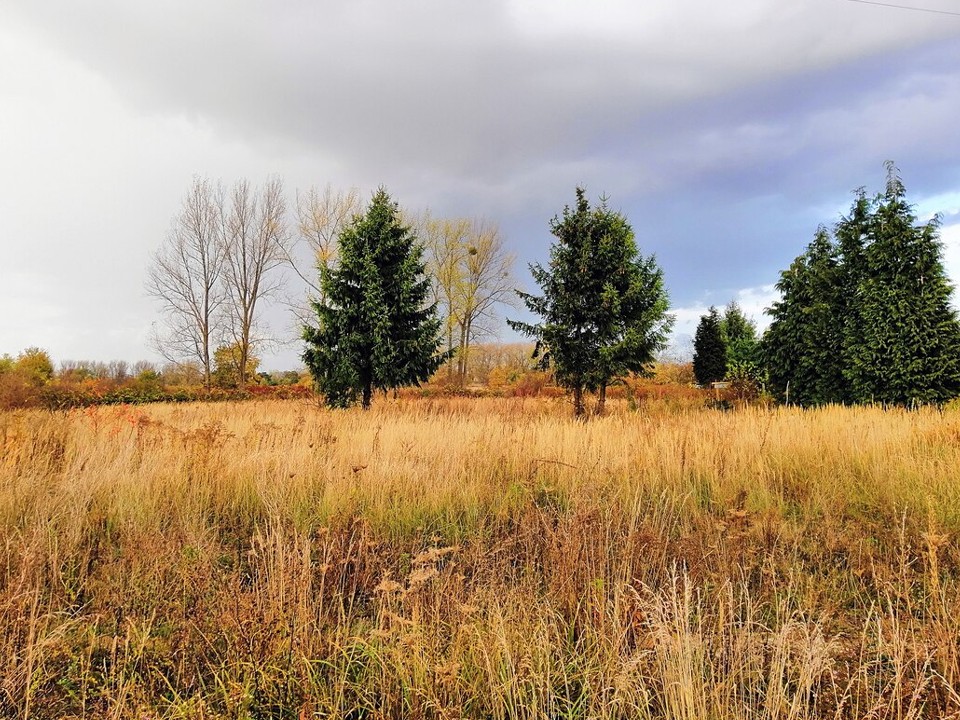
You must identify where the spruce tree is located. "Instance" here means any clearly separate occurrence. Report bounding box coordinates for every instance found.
[763,228,845,405]
[693,306,727,387]
[302,189,444,409]
[846,164,960,404]
[509,188,672,417]
[763,163,960,406]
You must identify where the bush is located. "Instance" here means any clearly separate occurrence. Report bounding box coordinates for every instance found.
[508,371,552,398]
[0,372,39,410]
[653,362,695,386]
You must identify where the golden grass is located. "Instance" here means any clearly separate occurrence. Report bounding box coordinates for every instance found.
[3,397,960,718]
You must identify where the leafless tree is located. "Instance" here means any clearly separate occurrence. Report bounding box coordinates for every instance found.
[419,215,517,386]
[454,221,517,385]
[221,176,289,386]
[131,360,158,377]
[160,360,203,386]
[107,360,129,382]
[146,177,226,389]
[415,211,470,383]
[283,184,361,323]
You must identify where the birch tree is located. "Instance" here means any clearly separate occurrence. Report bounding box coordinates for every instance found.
[285,184,362,320]
[146,177,226,389]
[221,176,289,386]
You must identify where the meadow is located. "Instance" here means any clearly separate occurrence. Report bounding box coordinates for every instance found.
[3,396,960,719]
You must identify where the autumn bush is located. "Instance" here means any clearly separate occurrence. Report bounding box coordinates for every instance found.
[3,398,960,718]
[0,371,39,410]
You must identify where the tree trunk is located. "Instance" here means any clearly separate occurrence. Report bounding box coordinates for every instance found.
[460,317,472,386]
[203,349,211,391]
[361,383,372,410]
[238,341,248,388]
[457,322,468,388]
[572,385,585,418]
[446,324,454,384]
[595,384,606,416]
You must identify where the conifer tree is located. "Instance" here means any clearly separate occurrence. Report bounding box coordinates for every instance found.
[764,163,960,406]
[509,188,672,417]
[846,164,960,404]
[834,187,872,404]
[720,301,759,369]
[763,228,845,405]
[693,307,727,387]
[302,189,444,408]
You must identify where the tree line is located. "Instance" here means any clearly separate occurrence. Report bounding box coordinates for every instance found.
[149,163,960,415]
[299,186,673,415]
[693,162,960,407]
[147,179,518,394]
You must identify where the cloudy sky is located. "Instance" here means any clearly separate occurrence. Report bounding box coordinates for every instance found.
[2,0,959,369]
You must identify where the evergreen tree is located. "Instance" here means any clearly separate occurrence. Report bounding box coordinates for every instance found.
[720,301,765,399]
[720,301,759,368]
[834,187,872,404]
[302,189,445,409]
[846,164,960,404]
[509,188,672,417]
[692,307,727,387]
[763,228,845,405]
[763,163,960,406]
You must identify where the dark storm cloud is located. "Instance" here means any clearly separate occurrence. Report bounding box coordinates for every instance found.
[590,37,960,304]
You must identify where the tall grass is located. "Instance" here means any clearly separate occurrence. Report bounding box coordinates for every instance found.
[2,398,960,718]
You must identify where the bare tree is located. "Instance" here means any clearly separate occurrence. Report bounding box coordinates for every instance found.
[160,360,203,386]
[297,185,361,286]
[131,360,158,377]
[416,211,470,383]
[146,177,226,389]
[107,360,129,382]
[419,214,517,386]
[221,176,289,386]
[282,184,361,323]
[454,221,517,386]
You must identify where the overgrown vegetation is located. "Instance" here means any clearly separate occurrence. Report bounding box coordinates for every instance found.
[4,397,960,718]
[0,351,312,411]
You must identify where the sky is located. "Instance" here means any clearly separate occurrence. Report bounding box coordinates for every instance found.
[2,0,960,369]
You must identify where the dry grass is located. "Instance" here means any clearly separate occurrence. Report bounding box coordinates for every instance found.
[3,397,960,718]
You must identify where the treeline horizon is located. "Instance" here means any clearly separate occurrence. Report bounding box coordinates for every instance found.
[0,340,552,389]
[691,162,960,407]
[3,162,959,410]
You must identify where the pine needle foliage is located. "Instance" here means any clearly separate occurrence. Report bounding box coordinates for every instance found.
[509,188,672,416]
[848,166,960,404]
[302,189,445,408]
[693,307,727,387]
[764,228,847,406]
[764,163,960,406]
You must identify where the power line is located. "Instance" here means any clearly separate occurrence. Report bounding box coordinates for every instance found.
[847,0,960,17]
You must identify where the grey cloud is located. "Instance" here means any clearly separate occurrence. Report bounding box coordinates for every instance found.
[3,1,960,366]
[7,0,956,185]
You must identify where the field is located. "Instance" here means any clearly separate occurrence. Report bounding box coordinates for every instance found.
[3,397,960,719]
